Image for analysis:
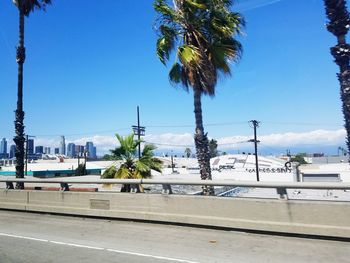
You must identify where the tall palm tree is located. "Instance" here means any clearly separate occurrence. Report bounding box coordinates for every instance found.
[102,133,162,192]
[12,0,51,189]
[154,0,244,194]
[324,0,350,156]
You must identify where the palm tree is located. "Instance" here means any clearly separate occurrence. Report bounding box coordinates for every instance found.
[102,133,162,192]
[184,147,192,158]
[324,0,350,157]
[12,0,51,189]
[154,0,244,194]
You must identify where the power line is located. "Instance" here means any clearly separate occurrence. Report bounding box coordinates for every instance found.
[259,143,284,153]
[143,140,250,148]
[33,127,131,137]
[24,120,343,138]
[263,121,342,127]
[143,141,194,147]
[146,121,248,128]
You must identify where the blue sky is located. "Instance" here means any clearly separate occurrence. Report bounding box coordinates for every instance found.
[0,0,347,155]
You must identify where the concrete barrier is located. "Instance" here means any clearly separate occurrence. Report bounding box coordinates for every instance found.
[0,190,349,238]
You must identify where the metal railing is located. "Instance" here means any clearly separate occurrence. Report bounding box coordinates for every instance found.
[1,178,350,199]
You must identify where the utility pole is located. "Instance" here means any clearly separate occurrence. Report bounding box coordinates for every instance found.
[171,151,175,173]
[132,106,145,159]
[137,106,141,159]
[83,150,88,175]
[25,135,35,176]
[249,120,260,182]
[286,149,291,160]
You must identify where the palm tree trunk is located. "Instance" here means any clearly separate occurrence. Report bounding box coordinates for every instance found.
[14,8,26,189]
[324,0,350,158]
[193,88,214,195]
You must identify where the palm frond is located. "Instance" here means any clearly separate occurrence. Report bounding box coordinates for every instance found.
[154,0,244,95]
[156,37,172,64]
[185,0,207,9]
[154,0,176,21]
[108,134,162,181]
[115,165,131,179]
[149,157,163,173]
[169,63,183,84]
[101,166,117,179]
[177,45,201,66]
[14,0,52,16]
[209,38,242,75]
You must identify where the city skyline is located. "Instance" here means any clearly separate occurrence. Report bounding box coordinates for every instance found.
[0,136,98,158]
[0,0,346,155]
[0,128,346,156]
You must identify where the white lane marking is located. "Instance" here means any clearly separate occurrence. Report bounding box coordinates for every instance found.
[0,233,48,242]
[0,232,200,263]
[107,249,199,263]
[50,241,104,250]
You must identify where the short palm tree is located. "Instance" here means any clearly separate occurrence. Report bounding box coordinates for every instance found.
[154,0,244,194]
[12,0,51,189]
[184,147,192,158]
[324,0,350,157]
[102,133,162,192]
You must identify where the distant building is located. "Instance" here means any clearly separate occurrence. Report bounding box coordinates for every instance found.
[54,148,60,154]
[93,146,97,159]
[75,145,84,157]
[85,142,94,158]
[9,145,16,159]
[60,136,66,155]
[85,142,96,159]
[35,146,44,154]
[0,138,7,155]
[44,147,51,154]
[0,153,8,159]
[27,139,34,155]
[67,143,76,158]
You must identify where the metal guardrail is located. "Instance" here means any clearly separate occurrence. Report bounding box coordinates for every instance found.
[1,178,350,189]
[1,178,350,199]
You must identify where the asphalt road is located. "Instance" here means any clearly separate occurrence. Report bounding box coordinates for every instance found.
[0,210,349,263]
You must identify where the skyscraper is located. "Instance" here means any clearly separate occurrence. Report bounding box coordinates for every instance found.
[44,147,51,154]
[67,143,76,158]
[35,146,44,154]
[9,145,16,159]
[27,139,34,155]
[86,142,95,158]
[0,138,7,155]
[54,148,59,154]
[92,146,97,159]
[75,145,84,157]
[60,136,66,155]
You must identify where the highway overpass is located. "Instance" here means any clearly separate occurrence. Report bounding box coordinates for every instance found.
[0,210,349,263]
[0,178,349,262]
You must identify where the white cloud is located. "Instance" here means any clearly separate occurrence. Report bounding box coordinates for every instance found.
[218,129,346,149]
[71,135,118,153]
[236,0,282,12]
[33,129,346,155]
[144,133,194,149]
[35,138,59,148]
